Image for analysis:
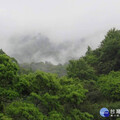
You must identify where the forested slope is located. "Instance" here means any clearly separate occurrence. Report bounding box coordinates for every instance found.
[19,62,67,77]
[0,28,120,120]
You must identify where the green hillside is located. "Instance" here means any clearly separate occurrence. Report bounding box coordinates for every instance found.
[1,28,120,119]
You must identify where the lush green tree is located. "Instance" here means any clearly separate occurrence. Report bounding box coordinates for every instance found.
[83,80,103,103]
[95,28,120,74]
[84,47,98,70]
[60,82,87,106]
[0,88,19,103]
[15,73,35,96]
[0,54,19,112]
[16,71,61,96]
[33,71,61,94]
[28,92,63,113]
[70,109,93,120]
[59,77,88,118]
[0,113,12,120]
[6,101,44,120]
[98,71,120,100]
[67,58,96,80]
[81,28,120,75]
[47,111,64,120]
[0,54,19,88]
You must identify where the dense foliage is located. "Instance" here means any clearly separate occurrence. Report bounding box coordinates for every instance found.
[0,51,93,120]
[1,28,120,119]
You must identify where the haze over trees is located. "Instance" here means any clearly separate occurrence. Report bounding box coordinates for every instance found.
[0,28,120,120]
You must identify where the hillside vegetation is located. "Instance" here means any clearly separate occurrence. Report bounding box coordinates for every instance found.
[19,62,67,77]
[0,28,120,120]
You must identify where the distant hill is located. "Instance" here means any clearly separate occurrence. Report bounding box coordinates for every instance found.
[19,62,67,77]
[0,49,67,76]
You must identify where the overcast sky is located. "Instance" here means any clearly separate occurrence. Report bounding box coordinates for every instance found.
[0,0,120,64]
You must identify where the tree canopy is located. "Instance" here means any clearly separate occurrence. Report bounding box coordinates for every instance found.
[1,28,120,119]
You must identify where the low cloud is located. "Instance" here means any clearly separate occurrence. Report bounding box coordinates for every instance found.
[8,33,91,64]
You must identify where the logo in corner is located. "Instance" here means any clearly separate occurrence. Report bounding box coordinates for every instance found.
[100,108,110,117]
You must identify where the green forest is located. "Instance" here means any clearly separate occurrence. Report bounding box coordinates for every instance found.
[1,28,120,120]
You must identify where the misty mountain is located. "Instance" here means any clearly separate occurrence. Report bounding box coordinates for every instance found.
[8,33,88,64]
